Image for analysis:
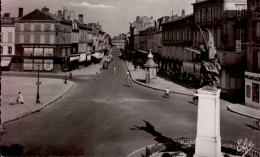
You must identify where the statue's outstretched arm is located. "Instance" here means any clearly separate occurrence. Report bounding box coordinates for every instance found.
[184,47,201,55]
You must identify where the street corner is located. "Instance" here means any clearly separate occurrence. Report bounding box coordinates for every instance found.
[1,78,74,124]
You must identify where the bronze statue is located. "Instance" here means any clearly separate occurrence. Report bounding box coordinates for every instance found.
[185,26,221,90]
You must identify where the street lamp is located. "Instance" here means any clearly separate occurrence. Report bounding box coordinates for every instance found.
[36,64,40,104]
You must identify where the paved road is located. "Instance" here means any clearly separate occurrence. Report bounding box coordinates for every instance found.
[1,52,259,156]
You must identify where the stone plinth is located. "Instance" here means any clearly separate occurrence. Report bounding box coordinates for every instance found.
[194,88,223,157]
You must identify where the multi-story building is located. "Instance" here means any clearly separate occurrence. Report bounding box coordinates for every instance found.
[245,0,260,109]
[1,8,23,69]
[161,11,194,77]
[14,7,73,72]
[192,0,247,99]
[112,33,126,49]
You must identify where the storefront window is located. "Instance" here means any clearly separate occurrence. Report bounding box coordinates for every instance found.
[34,48,43,56]
[24,48,33,56]
[33,59,43,70]
[44,48,53,56]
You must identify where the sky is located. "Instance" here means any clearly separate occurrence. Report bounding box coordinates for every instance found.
[2,0,195,37]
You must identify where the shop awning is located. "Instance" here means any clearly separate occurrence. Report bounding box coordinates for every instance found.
[79,52,87,62]
[91,52,104,59]
[70,55,80,61]
[1,57,12,67]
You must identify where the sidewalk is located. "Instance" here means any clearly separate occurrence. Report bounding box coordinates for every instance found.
[227,103,260,120]
[1,77,74,124]
[1,57,108,124]
[124,61,196,96]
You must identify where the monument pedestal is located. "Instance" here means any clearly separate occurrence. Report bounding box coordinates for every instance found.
[194,88,223,157]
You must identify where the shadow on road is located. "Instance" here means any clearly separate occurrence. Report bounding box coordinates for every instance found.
[0,144,24,156]
[245,124,260,131]
[130,120,194,156]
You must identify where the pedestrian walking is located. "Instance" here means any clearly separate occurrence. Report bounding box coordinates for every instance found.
[165,87,170,98]
[95,72,99,81]
[69,71,72,79]
[17,92,24,104]
[113,66,116,73]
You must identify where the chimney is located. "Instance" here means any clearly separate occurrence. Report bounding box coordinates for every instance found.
[69,11,75,21]
[18,8,23,17]
[42,7,49,13]
[3,13,10,17]
[78,14,83,23]
[63,8,69,20]
[58,10,62,18]
[182,9,185,16]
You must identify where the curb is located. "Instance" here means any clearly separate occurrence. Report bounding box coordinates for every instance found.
[2,81,75,124]
[123,60,193,97]
[226,104,255,119]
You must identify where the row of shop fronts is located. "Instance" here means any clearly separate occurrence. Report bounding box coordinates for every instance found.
[3,44,105,72]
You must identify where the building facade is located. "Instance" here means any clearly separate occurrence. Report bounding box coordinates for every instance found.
[14,8,72,72]
[245,0,260,108]
[192,0,247,98]
[0,9,22,69]
[161,13,194,78]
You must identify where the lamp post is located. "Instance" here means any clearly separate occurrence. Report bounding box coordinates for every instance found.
[36,64,40,104]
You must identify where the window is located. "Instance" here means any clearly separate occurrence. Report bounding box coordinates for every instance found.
[20,24,24,31]
[8,47,12,54]
[44,24,50,31]
[40,35,45,44]
[34,48,43,56]
[217,29,221,48]
[8,32,12,43]
[30,35,34,43]
[50,24,55,31]
[257,22,260,37]
[217,6,222,20]
[236,29,245,43]
[50,35,55,44]
[236,4,246,20]
[212,6,215,20]
[24,48,33,56]
[198,11,201,23]
[44,48,53,56]
[25,23,30,31]
[31,24,34,31]
[41,24,44,31]
[20,35,24,43]
[1,46,3,54]
[195,12,198,23]
[35,24,41,31]
[207,7,212,22]
[202,9,206,22]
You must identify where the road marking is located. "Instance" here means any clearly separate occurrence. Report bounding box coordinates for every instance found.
[64,111,72,115]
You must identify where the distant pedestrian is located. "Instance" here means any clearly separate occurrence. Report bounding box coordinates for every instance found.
[95,72,99,81]
[113,66,116,73]
[17,92,24,104]
[69,72,72,79]
[165,87,170,98]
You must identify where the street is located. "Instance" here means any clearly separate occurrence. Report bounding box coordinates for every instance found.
[1,52,259,156]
